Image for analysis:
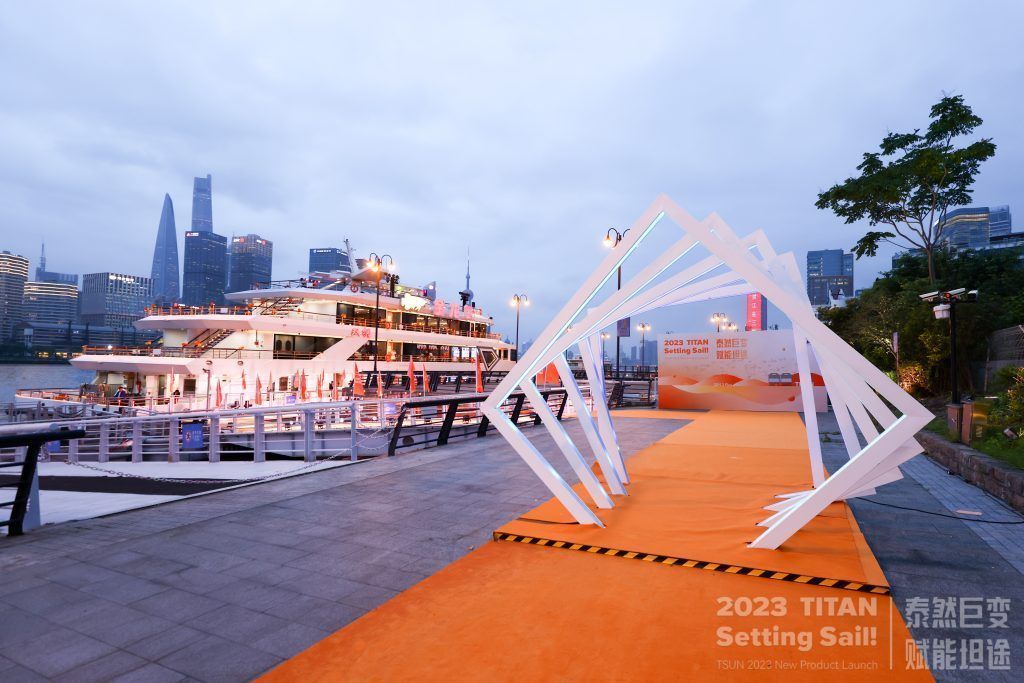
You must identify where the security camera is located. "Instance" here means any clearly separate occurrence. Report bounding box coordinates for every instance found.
[920,291,939,300]
[947,287,966,296]
[967,289,979,300]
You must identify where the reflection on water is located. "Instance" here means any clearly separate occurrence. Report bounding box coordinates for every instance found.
[0,364,94,404]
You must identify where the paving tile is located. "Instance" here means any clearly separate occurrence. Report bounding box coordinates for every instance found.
[2,626,116,678]
[53,650,149,683]
[158,635,281,682]
[122,625,207,662]
[1,582,94,617]
[185,604,290,644]
[340,583,400,611]
[131,589,223,622]
[249,622,330,659]
[0,605,55,648]
[110,662,187,683]
[80,574,170,605]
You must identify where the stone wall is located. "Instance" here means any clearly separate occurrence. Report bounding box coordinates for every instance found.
[918,431,1024,513]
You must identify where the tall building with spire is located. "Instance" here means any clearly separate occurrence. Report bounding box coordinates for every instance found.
[149,194,180,303]
[459,251,473,306]
[35,243,78,286]
[191,174,213,232]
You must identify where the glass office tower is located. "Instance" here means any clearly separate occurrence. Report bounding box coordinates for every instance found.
[182,231,228,306]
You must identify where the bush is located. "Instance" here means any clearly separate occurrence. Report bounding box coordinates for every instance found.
[898,362,930,395]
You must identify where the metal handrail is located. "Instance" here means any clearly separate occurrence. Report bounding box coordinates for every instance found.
[0,428,85,535]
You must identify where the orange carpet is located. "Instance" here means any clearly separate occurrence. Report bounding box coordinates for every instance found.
[262,410,929,681]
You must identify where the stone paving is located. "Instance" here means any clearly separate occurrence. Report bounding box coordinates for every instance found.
[0,416,685,682]
[819,413,1024,682]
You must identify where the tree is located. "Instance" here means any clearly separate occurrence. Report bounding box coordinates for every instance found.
[816,95,996,283]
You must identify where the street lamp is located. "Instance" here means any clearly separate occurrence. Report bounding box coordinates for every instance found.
[604,227,630,376]
[510,293,529,361]
[367,252,395,375]
[920,288,978,406]
[637,322,652,372]
[710,313,729,333]
[600,332,610,365]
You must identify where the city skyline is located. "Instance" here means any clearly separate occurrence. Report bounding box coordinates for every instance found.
[2,3,1023,342]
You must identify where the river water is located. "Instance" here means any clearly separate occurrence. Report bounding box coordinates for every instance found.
[0,364,94,404]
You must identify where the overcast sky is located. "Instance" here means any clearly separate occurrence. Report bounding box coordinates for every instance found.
[2,2,1022,346]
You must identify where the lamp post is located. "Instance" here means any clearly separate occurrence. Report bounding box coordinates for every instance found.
[637,322,651,373]
[604,227,630,377]
[510,293,529,361]
[921,288,978,406]
[367,252,395,375]
[710,312,729,333]
[600,332,610,366]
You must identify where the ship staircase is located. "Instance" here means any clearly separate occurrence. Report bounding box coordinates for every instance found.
[254,297,304,316]
[186,328,235,353]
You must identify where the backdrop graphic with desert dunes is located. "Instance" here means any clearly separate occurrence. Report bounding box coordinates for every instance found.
[657,331,827,412]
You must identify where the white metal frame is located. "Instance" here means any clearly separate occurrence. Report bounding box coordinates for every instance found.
[481,194,933,550]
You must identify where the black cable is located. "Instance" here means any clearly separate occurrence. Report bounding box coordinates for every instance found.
[857,497,1024,524]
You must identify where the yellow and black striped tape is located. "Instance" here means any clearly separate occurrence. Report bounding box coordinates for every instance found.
[492,532,889,595]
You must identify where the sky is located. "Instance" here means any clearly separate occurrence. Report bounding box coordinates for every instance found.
[2,1,1022,349]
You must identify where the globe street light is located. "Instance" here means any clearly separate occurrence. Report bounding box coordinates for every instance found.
[710,312,730,333]
[600,331,611,364]
[637,322,652,372]
[510,293,529,361]
[367,252,395,376]
[604,227,630,376]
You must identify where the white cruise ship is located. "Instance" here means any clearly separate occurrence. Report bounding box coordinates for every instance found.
[64,265,515,412]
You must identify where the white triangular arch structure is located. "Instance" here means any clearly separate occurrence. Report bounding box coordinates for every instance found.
[480,194,933,550]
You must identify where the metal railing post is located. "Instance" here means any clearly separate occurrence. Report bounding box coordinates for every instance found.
[168,417,180,462]
[67,427,79,463]
[388,405,408,456]
[209,415,221,463]
[253,414,265,462]
[349,402,359,461]
[302,409,315,462]
[98,422,110,463]
[131,420,142,463]
[436,400,460,446]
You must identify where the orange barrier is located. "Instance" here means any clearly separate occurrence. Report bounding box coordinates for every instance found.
[263,410,928,681]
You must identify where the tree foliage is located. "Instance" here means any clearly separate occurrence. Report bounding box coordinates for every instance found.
[815,95,996,282]
[819,249,1024,396]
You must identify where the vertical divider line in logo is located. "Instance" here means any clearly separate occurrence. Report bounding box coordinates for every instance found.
[888,595,893,670]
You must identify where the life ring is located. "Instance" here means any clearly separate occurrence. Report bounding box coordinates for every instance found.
[349,284,359,293]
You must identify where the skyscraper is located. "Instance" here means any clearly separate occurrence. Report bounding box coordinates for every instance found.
[938,205,1014,249]
[191,174,213,232]
[149,194,180,304]
[80,272,152,327]
[23,281,78,325]
[807,248,854,306]
[182,230,228,306]
[228,234,273,292]
[308,247,351,274]
[0,251,29,342]
[35,243,77,285]
[745,292,768,331]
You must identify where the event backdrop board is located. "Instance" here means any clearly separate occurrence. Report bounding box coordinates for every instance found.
[657,331,827,412]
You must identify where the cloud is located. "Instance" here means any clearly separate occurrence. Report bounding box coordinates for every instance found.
[1,1,1022,343]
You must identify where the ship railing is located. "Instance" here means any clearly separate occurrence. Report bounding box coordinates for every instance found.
[23,385,592,465]
[141,305,502,341]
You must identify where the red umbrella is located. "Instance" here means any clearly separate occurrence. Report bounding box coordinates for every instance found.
[215,380,223,408]
[255,375,263,405]
[352,363,365,397]
[421,362,430,395]
[475,354,484,393]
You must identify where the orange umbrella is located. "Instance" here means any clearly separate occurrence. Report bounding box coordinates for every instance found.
[331,371,341,401]
[420,362,430,395]
[241,370,247,391]
[407,358,418,394]
[255,375,263,406]
[300,371,308,401]
[317,370,324,400]
[215,379,223,408]
[475,354,484,393]
[352,363,365,397]
[376,371,384,399]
